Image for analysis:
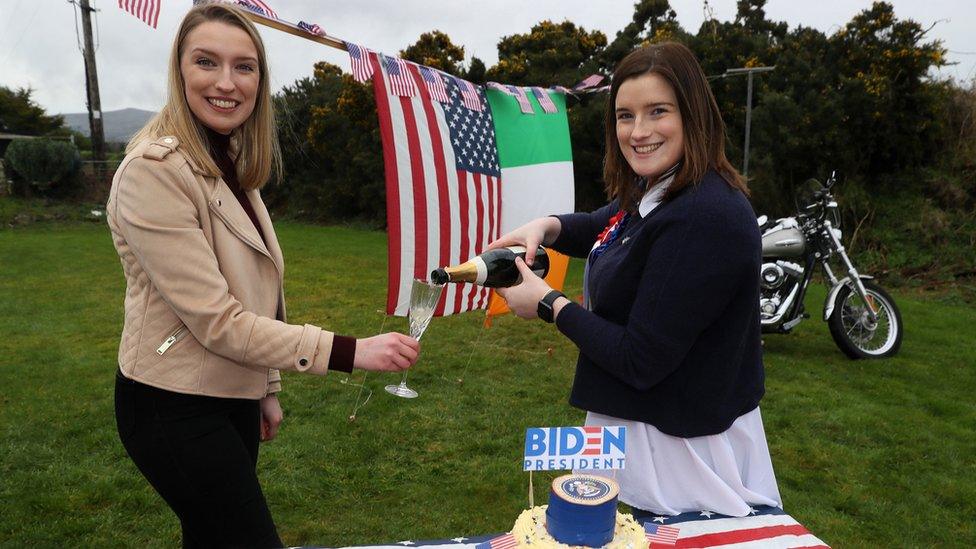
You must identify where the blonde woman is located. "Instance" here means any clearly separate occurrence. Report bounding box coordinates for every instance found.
[107,4,418,546]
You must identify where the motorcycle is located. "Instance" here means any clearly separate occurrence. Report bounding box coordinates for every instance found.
[757,172,903,358]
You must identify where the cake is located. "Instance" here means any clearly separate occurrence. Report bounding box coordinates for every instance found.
[507,474,647,549]
[510,507,648,549]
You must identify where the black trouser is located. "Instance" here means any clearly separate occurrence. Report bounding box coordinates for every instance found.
[115,371,283,548]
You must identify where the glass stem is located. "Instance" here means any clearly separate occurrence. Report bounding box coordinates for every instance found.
[399,334,422,386]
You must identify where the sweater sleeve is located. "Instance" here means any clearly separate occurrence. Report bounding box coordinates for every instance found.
[555,192,756,391]
[550,202,618,258]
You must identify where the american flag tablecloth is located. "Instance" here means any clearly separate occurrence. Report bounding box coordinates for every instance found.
[316,506,829,549]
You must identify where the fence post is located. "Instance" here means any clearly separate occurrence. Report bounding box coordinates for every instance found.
[0,159,8,196]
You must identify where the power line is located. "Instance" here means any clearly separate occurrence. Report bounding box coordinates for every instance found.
[93,0,101,51]
[707,66,775,178]
[0,0,26,52]
[70,0,84,53]
[0,1,42,68]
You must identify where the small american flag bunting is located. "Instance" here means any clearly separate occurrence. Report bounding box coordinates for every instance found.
[297,21,325,37]
[453,77,483,112]
[531,87,557,114]
[236,0,277,19]
[573,74,605,90]
[382,55,418,97]
[488,533,517,549]
[346,43,375,83]
[506,85,534,114]
[645,523,680,546]
[486,82,511,94]
[419,66,449,103]
[118,0,161,28]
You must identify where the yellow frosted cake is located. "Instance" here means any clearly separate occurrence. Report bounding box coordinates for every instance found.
[506,475,647,549]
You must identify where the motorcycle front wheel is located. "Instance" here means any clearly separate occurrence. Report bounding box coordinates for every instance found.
[828,281,903,359]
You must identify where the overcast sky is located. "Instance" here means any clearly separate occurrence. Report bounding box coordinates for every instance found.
[2,0,974,115]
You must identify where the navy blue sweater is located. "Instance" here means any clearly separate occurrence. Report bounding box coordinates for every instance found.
[553,171,764,437]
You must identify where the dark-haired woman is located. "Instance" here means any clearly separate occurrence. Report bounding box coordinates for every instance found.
[491,42,781,518]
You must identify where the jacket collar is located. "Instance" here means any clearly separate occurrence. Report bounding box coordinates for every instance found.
[206,176,284,279]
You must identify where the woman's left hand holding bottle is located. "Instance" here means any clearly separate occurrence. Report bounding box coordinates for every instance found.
[496,257,553,319]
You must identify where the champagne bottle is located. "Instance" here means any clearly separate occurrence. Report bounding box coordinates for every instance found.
[430,246,550,288]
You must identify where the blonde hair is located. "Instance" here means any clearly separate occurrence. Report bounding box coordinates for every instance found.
[127,3,281,190]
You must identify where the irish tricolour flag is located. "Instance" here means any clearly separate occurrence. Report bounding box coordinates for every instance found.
[485,88,574,322]
[486,89,575,235]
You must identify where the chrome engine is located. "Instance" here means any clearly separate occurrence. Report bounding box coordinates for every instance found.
[759,260,805,327]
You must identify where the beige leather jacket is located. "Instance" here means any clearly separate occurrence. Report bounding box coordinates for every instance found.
[107,136,340,399]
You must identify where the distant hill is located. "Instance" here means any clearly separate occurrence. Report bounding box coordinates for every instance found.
[61,108,155,143]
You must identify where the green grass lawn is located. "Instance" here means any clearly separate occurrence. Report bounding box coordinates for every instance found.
[1,221,974,547]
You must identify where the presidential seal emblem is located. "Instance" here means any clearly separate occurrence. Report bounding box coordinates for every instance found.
[553,474,619,505]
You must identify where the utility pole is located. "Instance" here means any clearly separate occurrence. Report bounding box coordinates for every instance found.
[78,0,106,161]
[722,66,774,178]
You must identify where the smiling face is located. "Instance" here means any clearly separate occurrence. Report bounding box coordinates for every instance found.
[614,73,684,181]
[180,21,260,135]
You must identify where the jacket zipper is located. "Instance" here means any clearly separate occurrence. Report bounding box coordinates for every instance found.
[156,326,189,355]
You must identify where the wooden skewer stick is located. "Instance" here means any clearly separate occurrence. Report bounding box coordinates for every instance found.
[237,9,347,51]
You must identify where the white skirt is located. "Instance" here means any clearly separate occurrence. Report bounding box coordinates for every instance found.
[580,407,781,517]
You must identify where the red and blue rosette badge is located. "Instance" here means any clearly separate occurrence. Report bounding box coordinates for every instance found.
[590,211,630,264]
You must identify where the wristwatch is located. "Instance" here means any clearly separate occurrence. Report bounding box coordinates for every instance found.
[537,290,566,323]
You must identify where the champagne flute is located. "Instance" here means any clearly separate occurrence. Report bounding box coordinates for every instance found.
[385,279,443,398]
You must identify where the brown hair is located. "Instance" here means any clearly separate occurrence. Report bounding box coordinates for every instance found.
[603,42,746,211]
[127,3,281,190]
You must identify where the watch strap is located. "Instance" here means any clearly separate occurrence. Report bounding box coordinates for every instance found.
[538,290,566,323]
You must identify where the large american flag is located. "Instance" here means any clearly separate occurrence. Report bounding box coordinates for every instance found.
[118,0,160,28]
[369,52,502,317]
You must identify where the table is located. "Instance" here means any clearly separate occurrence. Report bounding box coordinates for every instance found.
[320,505,830,549]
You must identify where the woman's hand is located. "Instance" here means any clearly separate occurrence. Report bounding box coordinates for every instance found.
[259,395,283,442]
[487,217,561,267]
[354,333,420,372]
[496,258,554,319]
